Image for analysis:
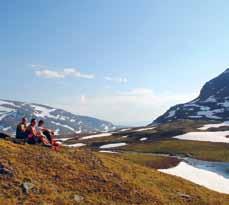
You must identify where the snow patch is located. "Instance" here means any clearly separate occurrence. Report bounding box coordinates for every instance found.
[159,162,229,194]
[198,121,229,130]
[167,110,176,118]
[218,101,229,108]
[0,100,19,107]
[204,96,217,103]
[65,143,86,148]
[197,109,223,119]
[99,150,118,154]
[2,126,11,131]
[122,135,128,138]
[51,121,79,133]
[80,133,112,140]
[135,127,155,132]
[32,104,57,119]
[100,143,127,149]
[140,137,148,141]
[57,137,73,142]
[119,128,131,132]
[174,131,229,143]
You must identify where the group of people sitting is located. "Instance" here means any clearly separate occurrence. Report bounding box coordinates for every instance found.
[16,117,60,150]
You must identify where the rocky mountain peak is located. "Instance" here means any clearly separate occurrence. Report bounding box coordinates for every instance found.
[153,69,229,124]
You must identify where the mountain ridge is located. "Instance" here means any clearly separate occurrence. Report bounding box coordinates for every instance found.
[0,99,116,135]
[153,68,229,124]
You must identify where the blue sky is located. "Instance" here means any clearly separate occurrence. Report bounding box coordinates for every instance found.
[1,0,229,125]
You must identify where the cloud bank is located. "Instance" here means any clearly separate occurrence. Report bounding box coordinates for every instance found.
[31,64,127,83]
[57,88,197,126]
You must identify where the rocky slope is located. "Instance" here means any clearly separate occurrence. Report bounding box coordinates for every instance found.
[153,68,229,124]
[0,99,116,135]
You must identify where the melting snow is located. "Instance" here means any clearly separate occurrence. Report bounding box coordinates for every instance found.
[159,162,229,194]
[99,150,118,154]
[0,114,8,121]
[167,110,176,118]
[51,121,79,133]
[174,131,229,143]
[0,106,15,113]
[198,121,229,130]
[32,105,57,118]
[135,127,155,132]
[80,133,112,140]
[122,135,128,138]
[0,100,19,107]
[2,126,11,131]
[140,137,147,141]
[218,101,229,107]
[119,128,131,132]
[65,143,86,148]
[99,143,127,149]
[57,137,73,142]
[197,109,223,119]
[204,96,217,103]
[189,116,202,118]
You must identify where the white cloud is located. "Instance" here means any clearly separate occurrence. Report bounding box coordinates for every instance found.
[56,88,197,126]
[33,65,94,79]
[35,70,65,78]
[105,76,128,83]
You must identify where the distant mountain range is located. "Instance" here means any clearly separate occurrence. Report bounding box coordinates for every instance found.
[153,68,229,124]
[0,99,116,135]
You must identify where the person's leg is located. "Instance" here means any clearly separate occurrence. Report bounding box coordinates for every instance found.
[43,131,52,144]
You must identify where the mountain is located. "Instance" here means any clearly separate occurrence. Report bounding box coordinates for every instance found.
[0,99,116,134]
[153,68,229,124]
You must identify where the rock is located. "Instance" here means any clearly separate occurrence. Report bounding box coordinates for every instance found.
[74,194,84,202]
[177,192,193,201]
[0,163,13,177]
[22,182,34,194]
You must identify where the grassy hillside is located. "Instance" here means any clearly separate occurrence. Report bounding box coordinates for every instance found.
[120,139,229,162]
[0,139,229,205]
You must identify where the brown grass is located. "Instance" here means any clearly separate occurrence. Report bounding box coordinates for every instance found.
[0,139,228,205]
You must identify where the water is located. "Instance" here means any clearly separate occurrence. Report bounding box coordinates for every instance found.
[183,157,229,179]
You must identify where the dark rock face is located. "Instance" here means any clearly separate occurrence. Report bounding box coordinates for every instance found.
[153,69,229,124]
[0,100,116,135]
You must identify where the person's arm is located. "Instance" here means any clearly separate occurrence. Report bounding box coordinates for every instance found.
[31,127,37,136]
[21,124,26,132]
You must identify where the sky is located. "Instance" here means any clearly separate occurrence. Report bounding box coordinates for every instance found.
[1,0,229,126]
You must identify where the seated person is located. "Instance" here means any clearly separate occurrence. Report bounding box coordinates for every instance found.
[25,119,40,144]
[37,120,52,146]
[38,120,60,150]
[37,120,53,142]
[16,117,27,139]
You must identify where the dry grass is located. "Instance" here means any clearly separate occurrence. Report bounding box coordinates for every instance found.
[0,139,228,205]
